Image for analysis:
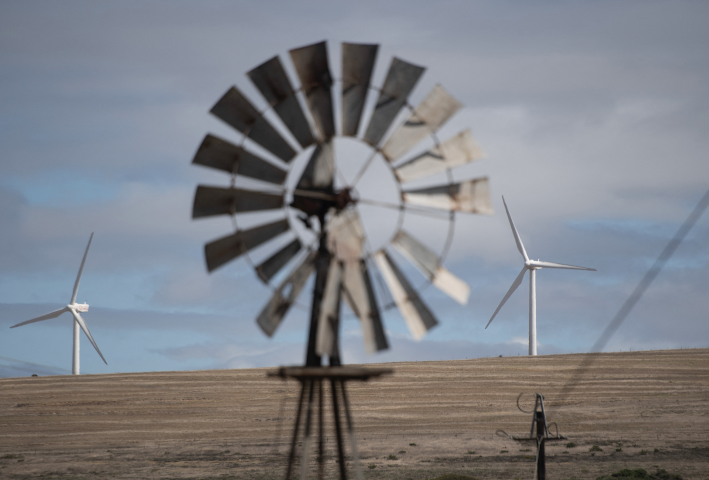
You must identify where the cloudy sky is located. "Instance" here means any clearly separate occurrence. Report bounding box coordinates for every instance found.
[1,1,707,377]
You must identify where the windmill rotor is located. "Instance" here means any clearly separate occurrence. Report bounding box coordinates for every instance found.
[192,41,492,362]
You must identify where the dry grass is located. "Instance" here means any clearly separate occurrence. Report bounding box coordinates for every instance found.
[1,348,707,479]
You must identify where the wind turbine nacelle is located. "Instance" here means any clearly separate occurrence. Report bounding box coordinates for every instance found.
[73,303,89,313]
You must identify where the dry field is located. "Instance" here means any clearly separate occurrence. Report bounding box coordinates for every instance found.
[1,348,708,479]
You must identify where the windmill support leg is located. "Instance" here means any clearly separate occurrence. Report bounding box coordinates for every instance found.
[300,380,317,480]
[529,268,537,356]
[285,381,308,480]
[72,318,80,375]
[330,379,348,480]
[318,380,324,480]
[274,367,391,480]
[306,239,330,367]
[340,382,363,480]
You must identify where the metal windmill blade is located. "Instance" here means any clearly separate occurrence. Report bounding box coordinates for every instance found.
[380,84,462,162]
[394,129,485,183]
[193,134,288,185]
[341,42,378,137]
[247,56,316,149]
[190,40,493,480]
[290,41,335,142]
[363,57,425,147]
[403,177,493,213]
[191,38,493,360]
[210,86,297,163]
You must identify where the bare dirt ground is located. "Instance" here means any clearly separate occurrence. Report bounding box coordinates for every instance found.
[1,348,708,479]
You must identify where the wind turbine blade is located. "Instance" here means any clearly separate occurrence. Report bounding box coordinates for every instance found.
[502,196,529,262]
[295,141,335,191]
[392,230,470,305]
[533,260,596,271]
[394,130,485,183]
[363,57,425,147]
[341,42,378,137]
[485,267,527,329]
[374,251,438,340]
[381,85,462,162]
[192,186,283,219]
[342,259,389,354]
[204,219,290,272]
[70,309,107,365]
[316,257,342,357]
[192,134,287,185]
[256,239,302,283]
[70,233,93,304]
[257,251,316,336]
[289,41,335,141]
[10,307,69,328]
[403,177,493,214]
[210,86,296,162]
[247,55,315,148]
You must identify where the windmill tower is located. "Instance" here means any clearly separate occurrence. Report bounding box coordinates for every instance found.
[191,40,491,478]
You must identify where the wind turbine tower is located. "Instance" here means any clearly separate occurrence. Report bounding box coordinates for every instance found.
[11,233,107,374]
[486,197,596,355]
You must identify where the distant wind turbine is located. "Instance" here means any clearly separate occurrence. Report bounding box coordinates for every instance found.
[486,197,596,355]
[10,233,107,374]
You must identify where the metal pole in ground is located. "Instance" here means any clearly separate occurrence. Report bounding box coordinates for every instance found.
[285,382,307,480]
[536,410,546,480]
[330,379,348,480]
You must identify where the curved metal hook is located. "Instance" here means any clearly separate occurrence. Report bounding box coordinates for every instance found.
[547,421,560,438]
[516,392,535,414]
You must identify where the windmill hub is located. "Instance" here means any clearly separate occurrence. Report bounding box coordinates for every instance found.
[334,187,357,210]
[289,185,358,221]
[290,188,357,223]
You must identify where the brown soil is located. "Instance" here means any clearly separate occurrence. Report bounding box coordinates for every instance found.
[1,348,707,479]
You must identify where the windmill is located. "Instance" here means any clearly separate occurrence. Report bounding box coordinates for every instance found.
[10,233,107,375]
[485,196,596,355]
[192,40,491,478]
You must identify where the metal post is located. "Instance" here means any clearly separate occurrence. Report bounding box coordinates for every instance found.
[529,394,540,438]
[72,318,80,375]
[300,381,316,480]
[330,379,348,480]
[285,382,308,480]
[536,410,546,480]
[529,268,537,356]
[318,380,324,480]
[329,271,343,367]
[340,382,363,480]
[306,226,329,367]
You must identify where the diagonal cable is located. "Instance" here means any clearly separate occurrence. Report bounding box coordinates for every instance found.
[550,187,709,410]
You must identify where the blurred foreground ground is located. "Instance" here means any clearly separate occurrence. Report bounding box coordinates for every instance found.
[1,348,708,479]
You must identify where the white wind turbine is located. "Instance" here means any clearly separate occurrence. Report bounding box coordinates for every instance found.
[486,197,596,355]
[11,233,107,374]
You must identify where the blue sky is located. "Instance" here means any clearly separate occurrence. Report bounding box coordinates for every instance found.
[1,1,708,377]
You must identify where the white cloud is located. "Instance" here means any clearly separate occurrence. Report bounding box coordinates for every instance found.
[507,336,529,347]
